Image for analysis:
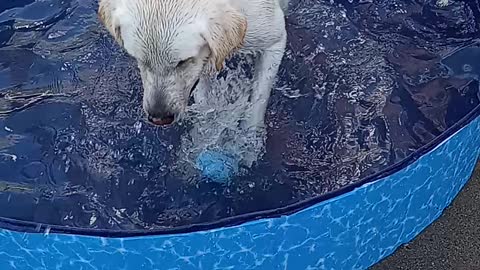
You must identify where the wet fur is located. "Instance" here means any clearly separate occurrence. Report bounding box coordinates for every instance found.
[98,0,288,129]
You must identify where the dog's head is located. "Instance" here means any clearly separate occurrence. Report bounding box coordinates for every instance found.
[98,0,247,125]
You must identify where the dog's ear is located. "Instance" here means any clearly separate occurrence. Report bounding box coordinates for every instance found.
[98,0,123,46]
[203,4,247,71]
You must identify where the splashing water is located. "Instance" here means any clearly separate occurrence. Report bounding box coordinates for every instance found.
[175,54,267,181]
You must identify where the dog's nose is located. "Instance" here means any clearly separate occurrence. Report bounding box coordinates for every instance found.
[147,114,175,126]
[144,100,177,126]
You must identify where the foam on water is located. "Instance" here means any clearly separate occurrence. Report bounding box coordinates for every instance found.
[174,54,268,181]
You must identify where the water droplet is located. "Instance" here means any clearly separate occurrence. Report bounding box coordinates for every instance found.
[134,121,142,134]
[48,30,67,39]
[462,64,473,73]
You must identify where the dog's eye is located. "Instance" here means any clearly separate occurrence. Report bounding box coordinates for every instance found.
[177,57,194,68]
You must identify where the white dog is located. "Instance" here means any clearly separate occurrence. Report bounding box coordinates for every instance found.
[98,0,288,130]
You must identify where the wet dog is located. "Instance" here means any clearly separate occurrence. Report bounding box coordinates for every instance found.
[98,0,288,130]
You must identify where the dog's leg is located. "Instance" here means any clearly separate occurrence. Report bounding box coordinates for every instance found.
[239,32,286,167]
[247,33,287,129]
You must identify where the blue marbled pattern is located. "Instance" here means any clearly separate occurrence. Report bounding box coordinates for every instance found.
[0,117,479,270]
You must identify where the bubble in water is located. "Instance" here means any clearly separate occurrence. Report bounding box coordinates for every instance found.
[134,121,142,134]
[463,64,473,73]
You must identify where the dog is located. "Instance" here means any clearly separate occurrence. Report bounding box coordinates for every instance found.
[98,0,288,131]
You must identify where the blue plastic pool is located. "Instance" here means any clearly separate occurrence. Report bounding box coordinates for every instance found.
[0,0,479,269]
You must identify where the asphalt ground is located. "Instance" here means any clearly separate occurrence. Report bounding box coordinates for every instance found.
[372,162,480,270]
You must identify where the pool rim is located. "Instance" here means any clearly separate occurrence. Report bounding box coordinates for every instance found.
[0,105,478,238]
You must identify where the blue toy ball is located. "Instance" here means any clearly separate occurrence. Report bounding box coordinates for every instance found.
[196,150,239,183]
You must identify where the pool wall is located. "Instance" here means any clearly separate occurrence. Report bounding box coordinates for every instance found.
[0,116,479,270]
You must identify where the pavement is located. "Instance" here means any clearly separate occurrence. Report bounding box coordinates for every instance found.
[372,162,480,270]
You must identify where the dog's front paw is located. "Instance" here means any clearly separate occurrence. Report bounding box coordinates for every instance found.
[239,108,267,131]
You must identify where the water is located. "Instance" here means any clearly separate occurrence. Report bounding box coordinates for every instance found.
[0,0,479,233]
